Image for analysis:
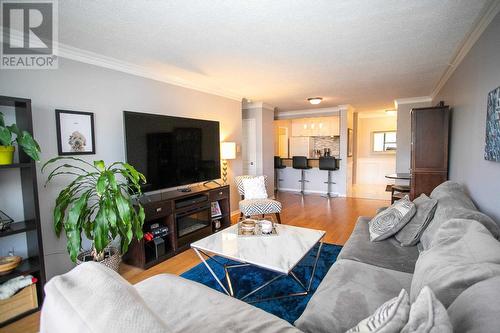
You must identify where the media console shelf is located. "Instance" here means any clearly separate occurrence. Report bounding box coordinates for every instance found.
[123,184,230,269]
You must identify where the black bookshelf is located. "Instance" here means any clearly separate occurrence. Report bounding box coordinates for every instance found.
[0,96,45,327]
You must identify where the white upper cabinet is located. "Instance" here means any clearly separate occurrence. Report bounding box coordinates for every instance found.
[328,116,340,136]
[291,116,339,136]
[291,119,306,137]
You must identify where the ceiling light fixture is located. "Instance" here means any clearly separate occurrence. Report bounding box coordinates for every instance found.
[308,97,323,105]
[385,110,397,116]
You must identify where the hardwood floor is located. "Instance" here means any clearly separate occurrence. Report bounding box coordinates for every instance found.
[0,192,388,333]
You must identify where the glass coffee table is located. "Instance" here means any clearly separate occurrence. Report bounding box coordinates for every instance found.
[190,223,326,303]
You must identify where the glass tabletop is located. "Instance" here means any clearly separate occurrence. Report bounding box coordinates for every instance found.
[385,173,411,180]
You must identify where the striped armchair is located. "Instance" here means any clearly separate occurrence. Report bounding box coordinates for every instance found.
[234,175,282,223]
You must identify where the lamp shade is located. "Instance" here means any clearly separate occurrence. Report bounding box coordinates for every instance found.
[221,142,236,160]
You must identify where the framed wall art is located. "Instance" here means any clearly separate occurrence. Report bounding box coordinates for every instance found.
[485,86,500,162]
[55,110,95,155]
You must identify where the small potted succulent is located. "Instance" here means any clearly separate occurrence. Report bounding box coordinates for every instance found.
[0,112,41,164]
[43,157,146,271]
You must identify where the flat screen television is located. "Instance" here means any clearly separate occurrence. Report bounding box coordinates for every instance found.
[123,111,221,192]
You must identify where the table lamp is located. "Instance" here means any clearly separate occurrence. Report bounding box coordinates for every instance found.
[221,142,236,185]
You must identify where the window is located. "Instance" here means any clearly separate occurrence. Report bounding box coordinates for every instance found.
[373,131,397,152]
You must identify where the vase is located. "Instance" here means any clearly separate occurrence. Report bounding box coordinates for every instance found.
[0,146,15,165]
[76,247,121,272]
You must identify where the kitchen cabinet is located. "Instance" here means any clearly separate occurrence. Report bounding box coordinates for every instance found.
[290,137,313,157]
[291,117,339,137]
[291,120,307,137]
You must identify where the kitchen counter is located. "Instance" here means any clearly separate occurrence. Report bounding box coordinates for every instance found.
[281,157,341,160]
[276,158,342,196]
[280,157,341,168]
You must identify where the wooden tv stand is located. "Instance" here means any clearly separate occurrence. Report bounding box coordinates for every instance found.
[123,184,231,269]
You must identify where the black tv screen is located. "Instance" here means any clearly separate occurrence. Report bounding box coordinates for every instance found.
[124,111,221,192]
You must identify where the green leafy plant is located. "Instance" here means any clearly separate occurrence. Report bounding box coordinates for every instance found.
[42,157,146,262]
[0,112,41,161]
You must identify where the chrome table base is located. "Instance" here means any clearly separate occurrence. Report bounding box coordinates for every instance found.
[193,241,324,303]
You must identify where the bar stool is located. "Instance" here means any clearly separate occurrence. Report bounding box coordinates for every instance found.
[274,156,286,192]
[319,156,338,198]
[292,156,311,195]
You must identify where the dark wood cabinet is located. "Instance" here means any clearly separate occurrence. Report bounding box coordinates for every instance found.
[123,184,231,269]
[410,105,450,199]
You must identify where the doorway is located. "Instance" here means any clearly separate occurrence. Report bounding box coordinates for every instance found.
[242,118,257,175]
[351,112,396,200]
[277,126,289,158]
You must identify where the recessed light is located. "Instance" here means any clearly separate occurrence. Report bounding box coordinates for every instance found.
[308,97,323,105]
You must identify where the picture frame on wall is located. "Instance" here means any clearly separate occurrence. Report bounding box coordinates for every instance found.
[347,128,353,157]
[484,86,500,162]
[55,110,96,155]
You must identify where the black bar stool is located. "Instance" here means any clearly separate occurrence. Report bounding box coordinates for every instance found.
[274,156,286,192]
[319,156,338,198]
[292,156,311,195]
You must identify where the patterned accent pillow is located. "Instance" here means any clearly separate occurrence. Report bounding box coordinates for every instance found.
[347,289,410,332]
[242,176,268,199]
[401,286,452,333]
[369,196,416,242]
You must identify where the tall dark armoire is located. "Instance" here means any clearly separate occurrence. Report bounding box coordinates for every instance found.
[410,104,450,199]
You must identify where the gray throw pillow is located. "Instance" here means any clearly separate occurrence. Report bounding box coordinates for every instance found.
[420,181,500,250]
[447,276,500,333]
[410,218,500,307]
[347,289,410,333]
[369,196,416,242]
[395,194,437,247]
[401,286,452,333]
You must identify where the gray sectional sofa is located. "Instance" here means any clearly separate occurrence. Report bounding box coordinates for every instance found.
[41,181,500,333]
[295,181,500,332]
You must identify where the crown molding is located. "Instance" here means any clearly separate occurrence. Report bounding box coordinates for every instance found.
[1,28,243,101]
[242,101,275,111]
[357,111,396,119]
[393,96,432,108]
[57,43,244,101]
[338,104,355,111]
[431,0,500,99]
[275,106,342,119]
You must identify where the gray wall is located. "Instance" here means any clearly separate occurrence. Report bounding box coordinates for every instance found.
[261,106,275,194]
[396,101,431,174]
[433,12,500,223]
[0,58,242,279]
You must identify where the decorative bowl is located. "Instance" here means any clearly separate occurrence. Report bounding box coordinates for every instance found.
[238,218,256,235]
[260,220,274,234]
[0,256,22,275]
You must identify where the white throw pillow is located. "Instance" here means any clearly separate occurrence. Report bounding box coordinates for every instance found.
[346,289,410,332]
[402,286,452,333]
[242,176,268,199]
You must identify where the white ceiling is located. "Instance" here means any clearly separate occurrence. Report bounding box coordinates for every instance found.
[58,0,492,111]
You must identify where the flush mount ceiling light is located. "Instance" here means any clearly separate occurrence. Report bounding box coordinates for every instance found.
[385,109,397,116]
[308,97,323,105]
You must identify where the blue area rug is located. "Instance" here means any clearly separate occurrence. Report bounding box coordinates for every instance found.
[181,243,342,323]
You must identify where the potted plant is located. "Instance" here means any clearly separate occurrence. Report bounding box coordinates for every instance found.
[0,112,41,164]
[43,157,146,271]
